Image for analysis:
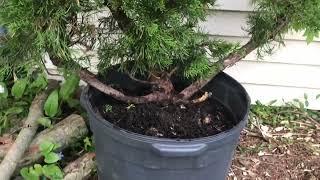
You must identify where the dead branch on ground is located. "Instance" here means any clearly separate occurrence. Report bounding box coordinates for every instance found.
[0,92,48,180]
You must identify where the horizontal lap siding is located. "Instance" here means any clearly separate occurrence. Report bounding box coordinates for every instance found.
[201,10,320,41]
[211,35,320,66]
[210,0,320,109]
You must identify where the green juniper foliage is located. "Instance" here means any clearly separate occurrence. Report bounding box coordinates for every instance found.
[1,0,320,85]
[0,0,103,71]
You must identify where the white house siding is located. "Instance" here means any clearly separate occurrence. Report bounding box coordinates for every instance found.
[200,0,320,109]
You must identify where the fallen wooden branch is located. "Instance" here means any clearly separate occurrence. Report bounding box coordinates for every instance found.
[63,152,96,180]
[0,92,48,180]
[18,114,89,168]
[0,114,88,177]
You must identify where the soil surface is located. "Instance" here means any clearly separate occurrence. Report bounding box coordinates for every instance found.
[99,98,238,139]
[228,123,320,180]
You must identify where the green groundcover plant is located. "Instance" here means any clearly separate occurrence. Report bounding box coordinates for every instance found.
[1,0,320,104]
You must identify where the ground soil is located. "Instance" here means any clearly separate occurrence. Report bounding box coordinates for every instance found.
[228,125,320,180]
[98,98,238,139]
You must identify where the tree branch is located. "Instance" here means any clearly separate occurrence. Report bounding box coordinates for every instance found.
[79,70,174,104]
[178,17,290,100]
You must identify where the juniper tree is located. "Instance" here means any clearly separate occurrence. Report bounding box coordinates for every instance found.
[1,0,320,104]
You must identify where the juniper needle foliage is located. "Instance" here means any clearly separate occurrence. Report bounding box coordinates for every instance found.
[1,0,320,81]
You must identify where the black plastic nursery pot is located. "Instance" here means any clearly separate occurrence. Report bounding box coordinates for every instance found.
[81,72,250,180]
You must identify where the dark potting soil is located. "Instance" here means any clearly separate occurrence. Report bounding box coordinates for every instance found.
[97,98,238,139]
[91,70,239,139]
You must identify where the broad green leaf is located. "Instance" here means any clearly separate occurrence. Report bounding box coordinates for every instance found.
[29,167,41,177]
[44,152,61,164]
[44,90,59,117]
[20,167,39,180]
[66,99,80,108]
[33,164,43,175]
[40,141,55,155]
[43,164,64,179]
[30,74,48,91]
[37,117,52,128]
[52,143,62,151]
[317,94,320,100]
[59,73,80,101]
[20,168,29,178]
[11,78,28,99]
[5,107,24,115]
[0,82,8,99]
